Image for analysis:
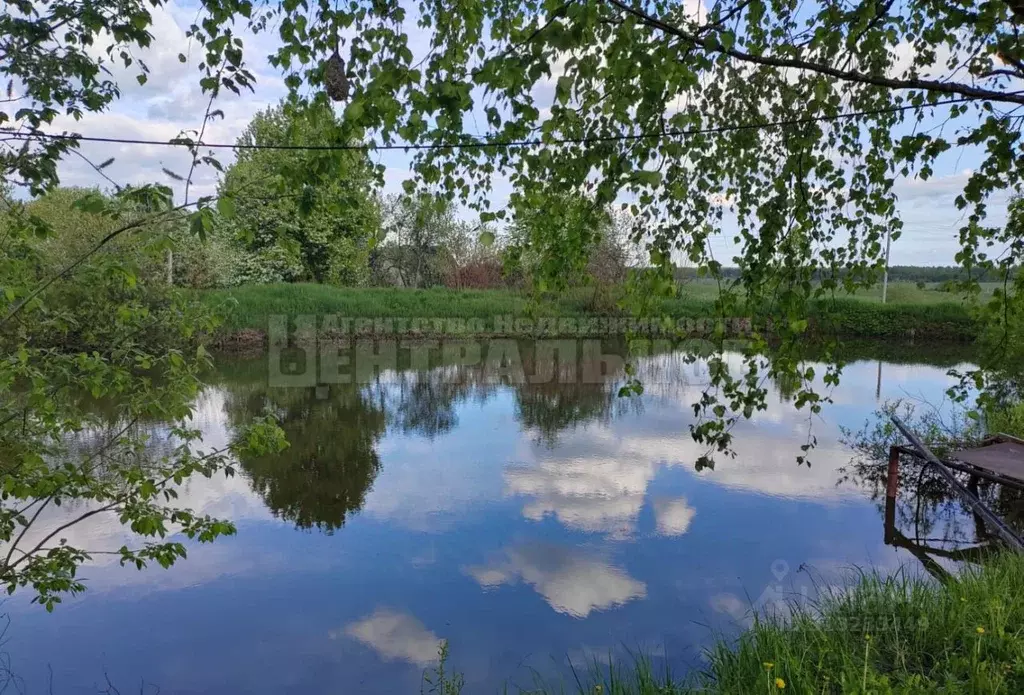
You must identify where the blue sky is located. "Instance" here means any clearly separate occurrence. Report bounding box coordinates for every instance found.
[46,0,1012,267]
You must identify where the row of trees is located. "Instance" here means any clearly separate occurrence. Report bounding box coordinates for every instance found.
[14,187,640,297]
[8,102,641,296]
[180,103,639,292]
[673,265,1019,285]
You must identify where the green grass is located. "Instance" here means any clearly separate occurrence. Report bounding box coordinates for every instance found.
[671,280,988,306]
[199,284,547,331]
[196,282,978,341]
[461,552,1024,694]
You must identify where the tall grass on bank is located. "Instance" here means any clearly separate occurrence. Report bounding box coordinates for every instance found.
[198,284,977,341]
[454,553,1024,694]
[694,553,1024,694]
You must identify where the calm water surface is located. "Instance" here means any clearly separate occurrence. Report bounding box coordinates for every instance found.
[6,341,984,693]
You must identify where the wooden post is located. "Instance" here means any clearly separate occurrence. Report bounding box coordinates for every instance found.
[966,474,989,542]
[884,445,899,544]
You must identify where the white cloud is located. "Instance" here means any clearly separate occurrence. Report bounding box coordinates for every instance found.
[710,592,749,622]
[337,608,441,666]
[506,454,656,538]
[888,40,958,82]
[895,170,978,204]
[653,497,696,536]
[504,392,862,540]
[464,542,646,618]
[43,0,286,202]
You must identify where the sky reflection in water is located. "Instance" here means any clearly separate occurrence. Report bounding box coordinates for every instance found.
[5,343,982,694]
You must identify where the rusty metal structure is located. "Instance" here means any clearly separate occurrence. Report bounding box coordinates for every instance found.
[883,416,1024,579]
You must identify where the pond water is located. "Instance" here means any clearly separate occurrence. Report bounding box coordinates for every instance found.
[5,340,987,694]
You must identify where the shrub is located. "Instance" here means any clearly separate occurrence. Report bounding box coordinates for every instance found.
[442,258,504,289]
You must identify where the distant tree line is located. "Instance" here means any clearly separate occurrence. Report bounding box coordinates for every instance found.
[673,265,1018,284]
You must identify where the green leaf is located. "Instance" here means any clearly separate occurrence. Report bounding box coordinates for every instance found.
[630,171,663,187]
[217,196,236,220]
[555,75,572,105]
[189,211,207,241]
[344,100,364,121]
[72,193,108,214]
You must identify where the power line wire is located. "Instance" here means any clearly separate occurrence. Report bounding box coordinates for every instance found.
[0,96,973,152]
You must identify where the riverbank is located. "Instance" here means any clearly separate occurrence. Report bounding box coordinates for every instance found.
[197,283,978,347]
[463,552,1024,694]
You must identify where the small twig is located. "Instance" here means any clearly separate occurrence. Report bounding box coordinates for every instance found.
[980,68,1024,79]
[8,502,120,571]
[70,149,123,192]
[102,670,123,695]
[4,496,53,567]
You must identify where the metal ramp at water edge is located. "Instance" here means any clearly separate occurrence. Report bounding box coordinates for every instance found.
[883,417,1024,578]
[948,437,1024,486]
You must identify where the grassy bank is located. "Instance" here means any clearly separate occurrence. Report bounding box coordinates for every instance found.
[690,553,1023,694]
[198,283,978,342]
[459,552,1023,694]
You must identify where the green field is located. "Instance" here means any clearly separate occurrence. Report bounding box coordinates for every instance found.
[199,282,979,342]
[674,279,993,305]
[199,284,544,329]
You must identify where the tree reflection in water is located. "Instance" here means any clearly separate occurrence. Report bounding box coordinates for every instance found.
[210,340,650,530]
[211,340,984,541]
[224,382,386,533]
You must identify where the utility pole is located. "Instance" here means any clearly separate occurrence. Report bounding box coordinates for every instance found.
[875,227,893,399]
[166,249,174,285]
[881,227,892,304]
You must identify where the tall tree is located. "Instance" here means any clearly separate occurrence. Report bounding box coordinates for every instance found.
[374,193,464,287]
[218,102,380,286]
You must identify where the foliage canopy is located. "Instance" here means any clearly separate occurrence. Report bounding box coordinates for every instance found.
[217,102,380,286]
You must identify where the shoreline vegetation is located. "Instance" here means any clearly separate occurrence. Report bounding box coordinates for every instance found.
[425,552,1024,694]
[198,282,979,349]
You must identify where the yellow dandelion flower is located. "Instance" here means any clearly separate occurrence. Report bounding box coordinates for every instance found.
[977,626,986,634]
[774,677,786,689]
[763,662,774,670]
